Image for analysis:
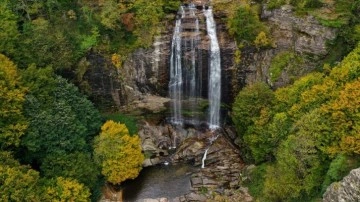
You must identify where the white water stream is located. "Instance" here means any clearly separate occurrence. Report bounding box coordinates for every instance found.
[169,7,184,125]
[169,5,221,129]
[204,7,221,129]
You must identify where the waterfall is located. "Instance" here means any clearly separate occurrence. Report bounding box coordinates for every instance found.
[201,148,209,169]
[201,134,219,168]
[189,4,197,99]
[169,7,184,125]
[204,7,221,129]
[169,4,221,128]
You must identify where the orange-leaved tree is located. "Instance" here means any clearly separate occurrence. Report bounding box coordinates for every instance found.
[94,120,144,184]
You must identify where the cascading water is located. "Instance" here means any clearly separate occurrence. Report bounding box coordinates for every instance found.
[169,6,184,125]
[204,7,221,129]
[169,4,221,129]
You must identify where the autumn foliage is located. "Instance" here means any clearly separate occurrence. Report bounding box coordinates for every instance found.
[232,43,360,201]
[0,54,27,149]
[94,120,144,184]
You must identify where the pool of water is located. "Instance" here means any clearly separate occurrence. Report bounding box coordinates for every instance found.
[122,164,194,201]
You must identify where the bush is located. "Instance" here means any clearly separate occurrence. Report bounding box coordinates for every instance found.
[269,51,303,82]
[103,113,138,136]
[227,5,266,44]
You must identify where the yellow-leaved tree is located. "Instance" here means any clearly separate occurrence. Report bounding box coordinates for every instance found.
[0,54,27,149]
[94,120,144,184]
[41,177,90,202]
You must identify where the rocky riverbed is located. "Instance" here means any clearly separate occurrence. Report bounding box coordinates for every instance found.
[136,123,252,202]
[100,120,253,202]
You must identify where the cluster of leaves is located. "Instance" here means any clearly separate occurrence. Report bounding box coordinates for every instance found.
[0,54,27,149]
[232,42,360,201]
[227,4,269,47]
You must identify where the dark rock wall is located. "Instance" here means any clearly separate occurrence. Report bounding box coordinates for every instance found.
[82,52,125,110]
[82,4,337,110]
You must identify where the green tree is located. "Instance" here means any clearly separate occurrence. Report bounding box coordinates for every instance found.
[227,4,266,44]
[94,120,144,184]
[20,66,102,163]
[17,17,75,70]
[274,72,324,112]
[0,1,19,56]
[0,54,27,150]
[245,111,292,163]
[232,82,275,136]
[40,152,100,192]
[132,0,164,47]
[15,65,103,201]
[263,134,325,201]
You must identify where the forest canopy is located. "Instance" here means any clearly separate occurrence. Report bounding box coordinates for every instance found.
[1,0,360,201]
[0,0,181,200]
[232,42,360,201]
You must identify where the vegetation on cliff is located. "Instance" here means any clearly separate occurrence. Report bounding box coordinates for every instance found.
[232,42,360,201]
[228,1,360,200]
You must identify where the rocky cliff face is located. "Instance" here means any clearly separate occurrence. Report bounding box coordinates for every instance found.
[235,5,337,91]
[82,3,337,110]
[323,168,360,202]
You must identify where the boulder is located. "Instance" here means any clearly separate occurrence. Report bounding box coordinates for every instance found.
[185,192,207,201]
[323,168,360,202]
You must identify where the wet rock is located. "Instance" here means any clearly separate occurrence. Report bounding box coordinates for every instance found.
[173,140,205,162]
[323,167,360,202]
[203,178,217,185]
[142,138,158,152]
[191,177,203,186]
[158,198,168,202]
[185,192,207,201]
[139,199,159,202]
[245,164,256,174]
[142,159,152,167]
[122,95,170,116]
